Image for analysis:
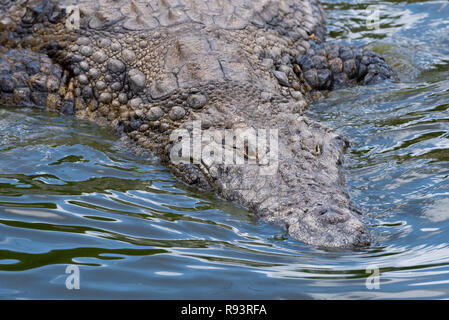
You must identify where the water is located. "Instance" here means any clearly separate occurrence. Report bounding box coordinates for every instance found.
[0,0,448,299]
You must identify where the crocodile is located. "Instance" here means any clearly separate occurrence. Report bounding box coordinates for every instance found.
[0,0,395,248]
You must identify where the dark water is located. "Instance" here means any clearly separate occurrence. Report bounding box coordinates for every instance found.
[0,0,448,299]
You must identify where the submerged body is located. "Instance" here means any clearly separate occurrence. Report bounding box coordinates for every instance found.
[0,0,394,248]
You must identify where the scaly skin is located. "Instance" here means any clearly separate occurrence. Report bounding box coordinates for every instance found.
[0,0,395,248]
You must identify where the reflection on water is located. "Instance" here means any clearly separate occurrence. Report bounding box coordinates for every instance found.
[0,0,448,299]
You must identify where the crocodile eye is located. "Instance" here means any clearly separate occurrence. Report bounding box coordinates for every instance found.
[319,208,328,215]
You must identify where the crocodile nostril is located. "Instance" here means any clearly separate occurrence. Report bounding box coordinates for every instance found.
[318,207,348,224]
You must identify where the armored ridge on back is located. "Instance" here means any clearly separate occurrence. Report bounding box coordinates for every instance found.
[0,0,395,248]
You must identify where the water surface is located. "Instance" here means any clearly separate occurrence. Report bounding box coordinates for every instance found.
[0,0,448,299]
